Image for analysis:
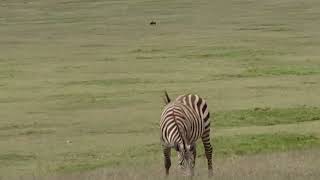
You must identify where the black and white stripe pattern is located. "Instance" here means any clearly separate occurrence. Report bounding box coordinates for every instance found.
[160,92,213,177]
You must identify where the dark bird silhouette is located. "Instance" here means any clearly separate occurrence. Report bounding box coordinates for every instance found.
[150,21,156,25]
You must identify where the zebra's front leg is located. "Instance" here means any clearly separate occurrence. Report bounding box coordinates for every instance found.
[163,146,171,176]
[201,134,213,177]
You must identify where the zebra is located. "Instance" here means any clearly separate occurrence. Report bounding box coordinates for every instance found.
[160,91,213,177]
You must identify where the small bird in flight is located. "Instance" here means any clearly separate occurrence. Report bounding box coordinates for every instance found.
[150,21,156,25]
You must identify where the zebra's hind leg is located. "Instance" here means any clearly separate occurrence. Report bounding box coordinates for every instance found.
[201,132,213,177]
[163,146,171,176]
[190,144,196,177]
[191,144,196,166]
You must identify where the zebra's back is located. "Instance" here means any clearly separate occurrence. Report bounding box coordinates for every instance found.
[160,94,210,146]
[160,101,204,146]
[175,94,210,130]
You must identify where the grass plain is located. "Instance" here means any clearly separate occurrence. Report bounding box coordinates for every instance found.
[1,0,320,179]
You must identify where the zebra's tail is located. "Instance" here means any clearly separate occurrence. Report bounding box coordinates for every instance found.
[163,90,171,105]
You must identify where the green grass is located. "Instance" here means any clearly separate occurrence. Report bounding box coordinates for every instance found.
[246,66,320,77]
[214,134,320,157]
[0,153,35,162]
[1,0,320,179]
[50,133,320,174]
[215,106,320,127]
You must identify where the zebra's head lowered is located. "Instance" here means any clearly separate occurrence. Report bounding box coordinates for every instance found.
[176,143,195,176]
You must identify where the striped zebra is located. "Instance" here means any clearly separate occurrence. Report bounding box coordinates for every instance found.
[160,91,213,177]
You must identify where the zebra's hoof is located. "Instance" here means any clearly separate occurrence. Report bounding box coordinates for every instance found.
[208,170,213,177]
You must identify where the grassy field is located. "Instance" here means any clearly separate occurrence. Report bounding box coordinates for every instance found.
[31,149,320,180]
[1,0,320,179]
